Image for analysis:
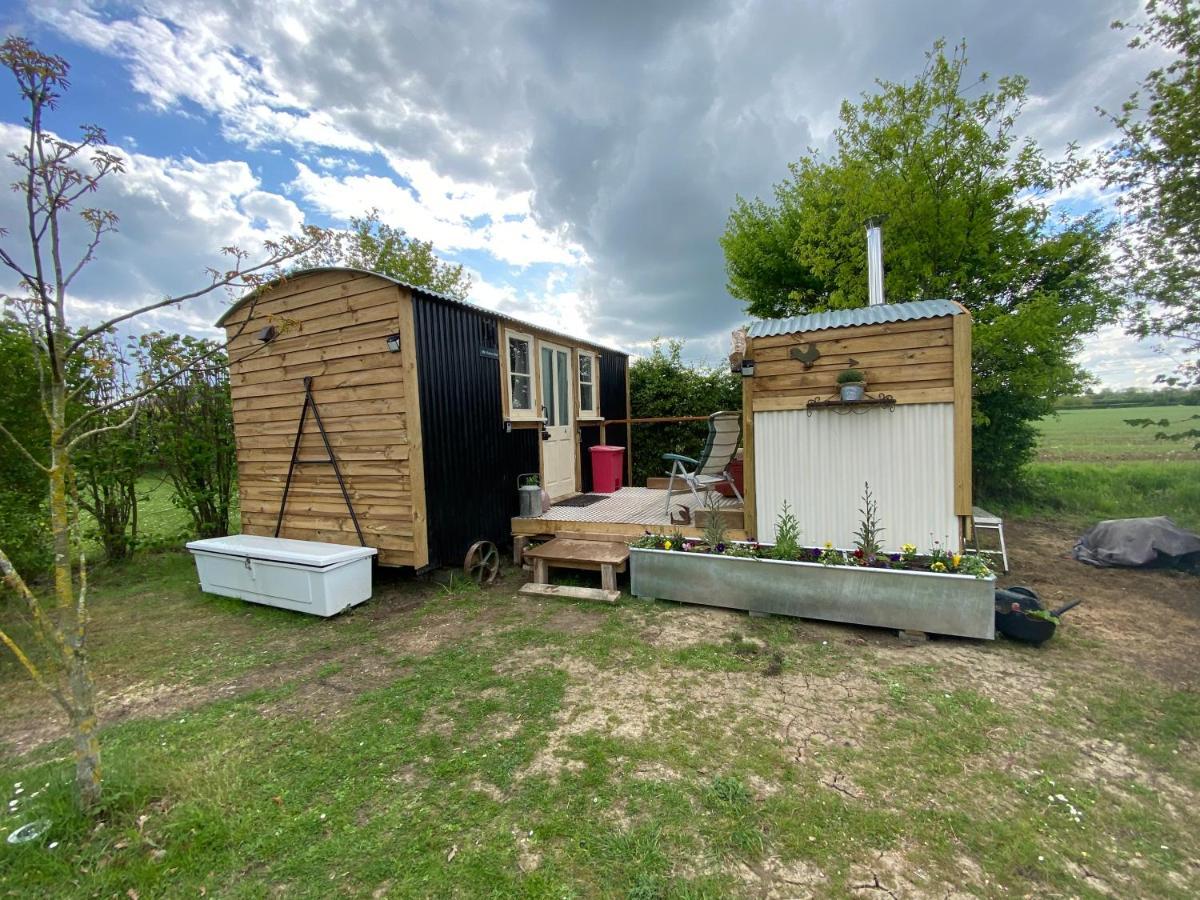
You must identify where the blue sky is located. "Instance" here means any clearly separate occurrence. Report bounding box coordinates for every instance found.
[0,0,1188,385]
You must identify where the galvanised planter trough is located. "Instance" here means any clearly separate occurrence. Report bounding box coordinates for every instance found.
[630,548,995,640]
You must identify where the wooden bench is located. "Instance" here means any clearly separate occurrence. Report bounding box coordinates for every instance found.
[520,537,629,603]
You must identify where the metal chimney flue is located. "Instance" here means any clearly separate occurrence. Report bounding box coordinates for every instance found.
[866,216,885,306]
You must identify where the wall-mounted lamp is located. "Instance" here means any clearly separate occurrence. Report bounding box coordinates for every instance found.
[256,325,277,343]
[385,333,402,353]
[740,359,755,377]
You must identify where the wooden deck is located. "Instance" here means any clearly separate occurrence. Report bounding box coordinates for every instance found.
[511,487,748,544]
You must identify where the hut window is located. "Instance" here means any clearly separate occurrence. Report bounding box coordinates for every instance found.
[504,329,539,420]
[578,350,600,419]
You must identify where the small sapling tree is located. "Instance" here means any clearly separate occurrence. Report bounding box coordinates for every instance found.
[0,37,326,810]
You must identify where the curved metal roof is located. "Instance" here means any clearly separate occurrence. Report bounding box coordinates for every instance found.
[746,299,965,338]
[215,266,627,355]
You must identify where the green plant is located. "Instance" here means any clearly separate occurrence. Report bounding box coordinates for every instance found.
[771,501,801,560]
[136,333,236,539]
[836,368,866,385]
[852,482,884,560]
[1027,608,1061,625]
[701,489,728,550]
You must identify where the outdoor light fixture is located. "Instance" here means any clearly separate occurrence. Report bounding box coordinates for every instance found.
[740,359,755,377]
[256,325,277,343]
[386,333,402,353]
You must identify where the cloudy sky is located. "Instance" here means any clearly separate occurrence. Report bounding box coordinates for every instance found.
[0,0,1187,386]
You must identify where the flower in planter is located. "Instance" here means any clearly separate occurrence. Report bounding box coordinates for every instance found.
[889,552,901,562]
[663,540,673,550]
[930,561,947,573]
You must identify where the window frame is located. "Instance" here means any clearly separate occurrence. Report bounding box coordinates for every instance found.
[503,329,540,421]
[577,349,601,420]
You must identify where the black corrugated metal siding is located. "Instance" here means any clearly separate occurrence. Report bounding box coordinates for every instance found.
[578,352,629,492]
[412,296,540,567]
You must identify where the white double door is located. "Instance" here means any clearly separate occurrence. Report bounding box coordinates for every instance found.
[540,341,576,500]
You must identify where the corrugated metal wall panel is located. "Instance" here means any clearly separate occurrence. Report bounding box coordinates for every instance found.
[412,296,540,567]
[755,404,958,552]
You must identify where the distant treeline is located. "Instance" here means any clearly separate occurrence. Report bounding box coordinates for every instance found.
[1057,387,1200,409]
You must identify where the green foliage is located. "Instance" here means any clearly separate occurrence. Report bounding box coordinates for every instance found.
[720,41,1118,494]
[836,367,865,385]
[628,339,742,486]
[296,208,472,300]
[771,501,801,560]
[72,334,146,562]
[852,482,884,560]
[1102,1,1200,385]
[135,333,237,539]
[0,318,52,580]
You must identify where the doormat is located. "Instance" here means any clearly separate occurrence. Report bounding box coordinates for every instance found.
[552,494,606,509]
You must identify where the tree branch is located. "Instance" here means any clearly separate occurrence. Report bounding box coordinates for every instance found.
[65,229,325,355]
[66,396,142,451]
[0,422,50,473]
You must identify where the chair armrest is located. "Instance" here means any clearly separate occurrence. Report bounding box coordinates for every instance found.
[662,453,699,465]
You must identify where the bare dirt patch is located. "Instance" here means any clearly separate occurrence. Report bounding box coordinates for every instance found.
[997,519,1200,687]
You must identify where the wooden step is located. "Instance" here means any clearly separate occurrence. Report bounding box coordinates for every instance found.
[519,583,620,605]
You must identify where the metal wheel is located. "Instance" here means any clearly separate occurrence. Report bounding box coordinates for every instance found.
[464,540,500,585]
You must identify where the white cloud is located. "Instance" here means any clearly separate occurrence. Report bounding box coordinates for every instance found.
[0,123,308,338]
[290,162,584,268]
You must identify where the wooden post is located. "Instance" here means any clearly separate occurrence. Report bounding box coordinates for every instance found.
[601,563,617,592]
[532,557,548,585]
[624,365,633,487]
[741,337,757,540]
[952,311,973,550]
[513,535,528,567]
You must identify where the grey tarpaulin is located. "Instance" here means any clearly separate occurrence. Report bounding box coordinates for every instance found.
[1072,516,1200,570]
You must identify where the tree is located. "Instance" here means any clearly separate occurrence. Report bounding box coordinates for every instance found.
[628,340,743,487]
[1101,0,1200,448]
[296,209,473,300]
[0,319,52,579]
[136,333,237,539]
[72,333,147,561]
[720,41,1119,493]
[0,38,326,810]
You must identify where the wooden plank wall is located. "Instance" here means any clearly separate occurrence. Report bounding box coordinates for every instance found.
[750,317,955,410]
[223,271,426,568]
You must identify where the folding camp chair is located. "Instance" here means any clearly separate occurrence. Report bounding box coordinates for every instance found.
[662,411,743,517]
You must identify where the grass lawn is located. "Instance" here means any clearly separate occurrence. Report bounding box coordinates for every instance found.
[2,520,1198,898]
[983,406,1199,530]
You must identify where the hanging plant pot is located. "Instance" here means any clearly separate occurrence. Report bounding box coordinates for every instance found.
[840,383,865,402]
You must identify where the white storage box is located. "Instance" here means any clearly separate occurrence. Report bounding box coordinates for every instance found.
[186,535,377,617]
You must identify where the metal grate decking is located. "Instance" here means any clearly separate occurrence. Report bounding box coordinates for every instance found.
[536,487,741,527]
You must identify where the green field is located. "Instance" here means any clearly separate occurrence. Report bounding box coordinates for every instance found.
[1036,405,1199,462]
[980,405,1199,529]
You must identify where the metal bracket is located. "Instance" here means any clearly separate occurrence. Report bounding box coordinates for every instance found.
[274,375,366,546]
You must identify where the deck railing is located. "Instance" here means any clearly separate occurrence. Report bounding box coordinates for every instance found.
[577,414,739,486]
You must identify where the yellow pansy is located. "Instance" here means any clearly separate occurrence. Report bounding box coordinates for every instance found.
[930,561,947,573]
[952,553,962,567]
[663,540,672,550]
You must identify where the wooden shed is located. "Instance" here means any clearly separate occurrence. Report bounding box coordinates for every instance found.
[218,268,630,569]
[739,299,972,550]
